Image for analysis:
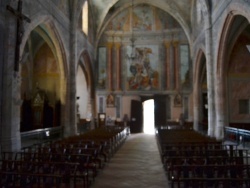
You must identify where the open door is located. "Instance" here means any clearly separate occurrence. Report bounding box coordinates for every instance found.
[154,95,167,128]
[130,100,142,133]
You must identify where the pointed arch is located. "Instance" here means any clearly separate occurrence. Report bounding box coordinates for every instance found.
[95,1,192,49]
[20,16,68,79]
[19,16,68,131]
[216,7,250,139]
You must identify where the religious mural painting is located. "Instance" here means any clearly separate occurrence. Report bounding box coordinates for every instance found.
[108,10,129,31]
[174,93,182,107]
[132,4,153,31]
[106,93,115,107]
[180,45,190,88]
[126,45,159,91]
[97,47,107,89]
[98,4,190,93]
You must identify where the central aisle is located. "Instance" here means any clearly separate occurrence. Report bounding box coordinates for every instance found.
[91,133,169,188]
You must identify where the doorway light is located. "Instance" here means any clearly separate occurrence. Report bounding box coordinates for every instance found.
[143,99,155,135]
[247,45,250,53]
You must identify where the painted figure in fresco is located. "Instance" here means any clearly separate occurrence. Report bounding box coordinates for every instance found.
[133,6,152,31]
[127,46,158,90]
[174,94,182,107]
[106,94,114,107]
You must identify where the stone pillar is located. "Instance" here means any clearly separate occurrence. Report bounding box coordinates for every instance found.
[164,41,171,90]
[107,43,113,91]
[215,84,225,140]
[173,41,180,90]
[90,98,95,129]
[64,5,77,137]
[193,78,201,131]
[205,15,216,138]
[1,12,21,151]
[213,12,237,141]
[193,52,205,132]
[169,42,174,90]
[115,43,122,91]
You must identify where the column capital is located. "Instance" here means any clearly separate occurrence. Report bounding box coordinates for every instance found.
[172,41,179,47]
[114,43,122,49]
[164,41,171,48]
[107,42,113,49]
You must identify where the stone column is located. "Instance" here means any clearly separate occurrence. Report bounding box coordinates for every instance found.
[169,43,174,90]
[164,41,171,90]
[173,41,180,90]
[205,14,216,138]
[193,78,201,131]
[107,43,113,91]
[64,3,77,137]
[1,11,22,151]
[193,51,206,132]
[115,43,122,91]
[215,79,225,140]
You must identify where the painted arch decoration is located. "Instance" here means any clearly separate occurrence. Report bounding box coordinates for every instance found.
[98,4,190,91]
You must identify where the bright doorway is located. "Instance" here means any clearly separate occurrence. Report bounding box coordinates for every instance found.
[143,99,155,134]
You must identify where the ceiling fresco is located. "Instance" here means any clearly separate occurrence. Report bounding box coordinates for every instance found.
[89,0,194,42]
[97,3,190,92]
[105,4,181,32]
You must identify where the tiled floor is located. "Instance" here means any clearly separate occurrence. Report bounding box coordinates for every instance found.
[91,133,169,188]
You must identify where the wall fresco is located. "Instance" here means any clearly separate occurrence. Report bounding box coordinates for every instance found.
[126,45,159,90]
[97,47,107,89]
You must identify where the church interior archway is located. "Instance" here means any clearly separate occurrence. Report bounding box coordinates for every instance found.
[20,25,64,131]
[96,2,191,125]
[226,16,250,126]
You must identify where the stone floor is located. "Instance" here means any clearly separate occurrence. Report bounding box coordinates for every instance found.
[91,133,169,188]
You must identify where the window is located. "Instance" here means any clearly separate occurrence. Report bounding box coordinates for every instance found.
[82,1,88,35]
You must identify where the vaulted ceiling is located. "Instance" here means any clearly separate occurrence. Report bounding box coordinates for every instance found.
[88,0,203,45]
